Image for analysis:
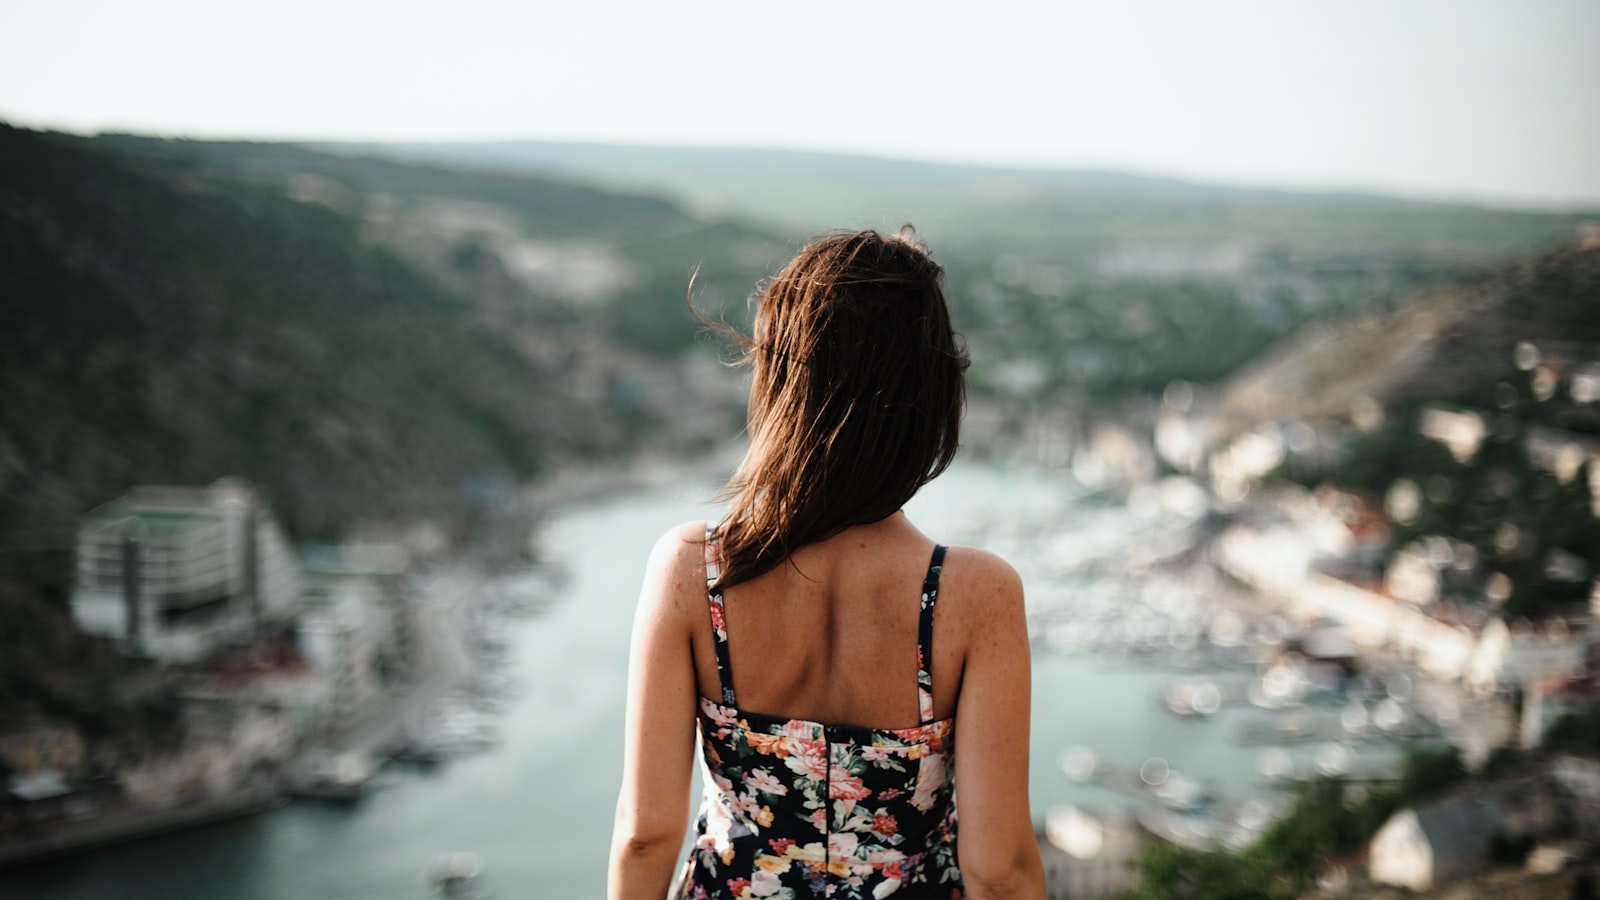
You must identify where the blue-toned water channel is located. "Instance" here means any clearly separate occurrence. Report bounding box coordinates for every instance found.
[2,460,1388,899]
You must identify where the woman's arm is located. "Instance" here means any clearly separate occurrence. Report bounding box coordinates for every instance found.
[608,523,703,900]
[949,551,1046,899]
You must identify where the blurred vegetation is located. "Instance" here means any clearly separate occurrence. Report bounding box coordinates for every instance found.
[0,556,178,744]
[1285,360,1600,618]
[1544,705,1600,754]
[91,133,787,359]
[3,125,1594,556]
[0,130,1592,855]
[0,126,783,545]
[1119,745,1469,900]
[330,139,1597,416]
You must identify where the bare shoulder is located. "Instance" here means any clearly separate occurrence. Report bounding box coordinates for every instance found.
[637,520,712,618]
[648,520,710,568]
[938,545,1023,602]
[934,545,1025,633]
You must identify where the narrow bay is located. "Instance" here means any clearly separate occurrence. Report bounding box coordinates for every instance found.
[1,460,1279,899]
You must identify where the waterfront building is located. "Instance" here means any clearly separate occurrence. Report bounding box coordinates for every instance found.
[294,543,413,733]
[297,611,379,737]
[1467,619,1589,699]
[1371,758,1600,891]
[301,543,414,680]
[71,479,301,665]
[1037,807,1142,900]
[1370,793,1504,891]
[1217,520,1591,688]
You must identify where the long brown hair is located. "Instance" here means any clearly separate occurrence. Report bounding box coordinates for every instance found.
[709,227,969,588]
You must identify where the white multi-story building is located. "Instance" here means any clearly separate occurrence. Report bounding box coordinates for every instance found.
[298,543,413,731]
[297,614,378,734]
[71,478,301,665]
[302,544,412,677]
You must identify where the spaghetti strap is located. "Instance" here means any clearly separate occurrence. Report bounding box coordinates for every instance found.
[917,544,948,725]
[703,523,736,706]
[683,537,963,895]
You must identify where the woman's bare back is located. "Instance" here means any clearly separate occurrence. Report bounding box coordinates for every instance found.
[689,511,985,729]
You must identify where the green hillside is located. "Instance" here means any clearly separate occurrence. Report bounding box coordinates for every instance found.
[328,140,1595,409]
[1221,243,1600,618]
[5,127,1593,545]
[89,133,790,358]
[0,126,778,542]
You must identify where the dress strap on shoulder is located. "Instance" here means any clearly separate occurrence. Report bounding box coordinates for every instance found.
[704,522,736,706]
[916,544,948,725]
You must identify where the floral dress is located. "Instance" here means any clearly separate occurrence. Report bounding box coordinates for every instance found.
[679,527,962,899]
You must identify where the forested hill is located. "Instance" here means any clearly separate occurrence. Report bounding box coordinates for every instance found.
[1221,241,1600,426]
[329,139,1595,413]
[0,126,783,542]
[1216,241,1600,619]
[4,124,1592,548]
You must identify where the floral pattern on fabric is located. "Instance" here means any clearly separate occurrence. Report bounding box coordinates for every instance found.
[683,532,961,899]
[683,700,961,899]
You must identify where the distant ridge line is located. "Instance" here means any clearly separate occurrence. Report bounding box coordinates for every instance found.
[308,138,1591,214]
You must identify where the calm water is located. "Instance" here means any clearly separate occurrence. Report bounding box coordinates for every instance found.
[1,461,1277,900]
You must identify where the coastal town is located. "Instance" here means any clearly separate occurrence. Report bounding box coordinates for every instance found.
[0,475,542,894]
[2,325,1598,897]
[5,4,1599,892]
[2,119,1598,897]
[1022,325,1600,897]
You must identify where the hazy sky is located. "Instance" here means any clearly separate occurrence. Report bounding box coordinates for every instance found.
[3,0,1597,209]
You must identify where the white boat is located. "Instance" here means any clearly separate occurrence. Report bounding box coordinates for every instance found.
[1059,746,1100,783]
[293,750,380,801]
[1150,771,1214,812]
[427,851,490,898]
[1163,678,1223,717]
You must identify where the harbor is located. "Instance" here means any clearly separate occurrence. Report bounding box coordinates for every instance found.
[0,459,1553,898]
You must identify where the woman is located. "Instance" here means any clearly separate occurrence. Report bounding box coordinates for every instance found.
[609,229,1043,899]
